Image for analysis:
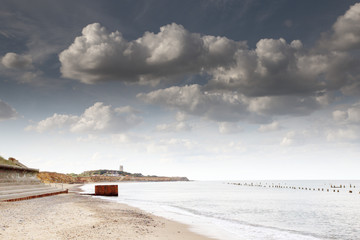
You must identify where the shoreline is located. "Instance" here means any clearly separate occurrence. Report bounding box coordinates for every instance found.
[0,184,216,240]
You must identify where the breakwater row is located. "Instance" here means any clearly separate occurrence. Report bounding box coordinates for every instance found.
[228,182,359,194]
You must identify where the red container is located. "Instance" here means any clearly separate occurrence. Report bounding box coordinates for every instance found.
[95,185,118,196]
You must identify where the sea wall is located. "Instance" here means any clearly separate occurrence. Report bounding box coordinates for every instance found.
[0,164,40,183]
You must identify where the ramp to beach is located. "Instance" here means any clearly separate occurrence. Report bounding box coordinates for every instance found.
[0,163,68,202]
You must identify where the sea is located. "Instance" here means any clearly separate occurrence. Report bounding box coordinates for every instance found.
[81,180,360,240]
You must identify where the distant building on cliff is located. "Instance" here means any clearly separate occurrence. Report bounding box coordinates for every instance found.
[119,165,123,172]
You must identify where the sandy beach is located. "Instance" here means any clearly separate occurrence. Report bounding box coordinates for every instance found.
[0,184,215,240]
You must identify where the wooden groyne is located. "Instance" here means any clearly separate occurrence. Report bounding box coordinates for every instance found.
[2,189,69,202]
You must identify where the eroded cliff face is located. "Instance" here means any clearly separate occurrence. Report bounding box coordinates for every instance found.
[37,172,189,183]
[0,164,40,183]
[37,172,76,183]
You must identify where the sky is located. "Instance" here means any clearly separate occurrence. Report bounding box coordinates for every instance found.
[0,0,360,180]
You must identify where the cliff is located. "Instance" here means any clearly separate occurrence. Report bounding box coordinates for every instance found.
[0,157,40,183]
[37,171,189,183]
[1,156,189,183]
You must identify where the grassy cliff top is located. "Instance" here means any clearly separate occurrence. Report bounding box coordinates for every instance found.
[0,156,28,168]
[0,156,17,166]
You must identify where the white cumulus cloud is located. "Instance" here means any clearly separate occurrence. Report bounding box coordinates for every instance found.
[218,122,242,134]
[25,114,78,133]
[155,111,192,132]
[0,100,17,121]
[1,52,33,70]
[258,121,280,132]
[326,126,359,142]
[59,4,360,100]
[280,131,305,146]
[156,122,191,132]
[138,84,329,123]
[320,3,360,51]
[59,23,245,85]
[137,84,255,122]
[26,102,142,133]
[60,5,360,124]
[332,102,360,124]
